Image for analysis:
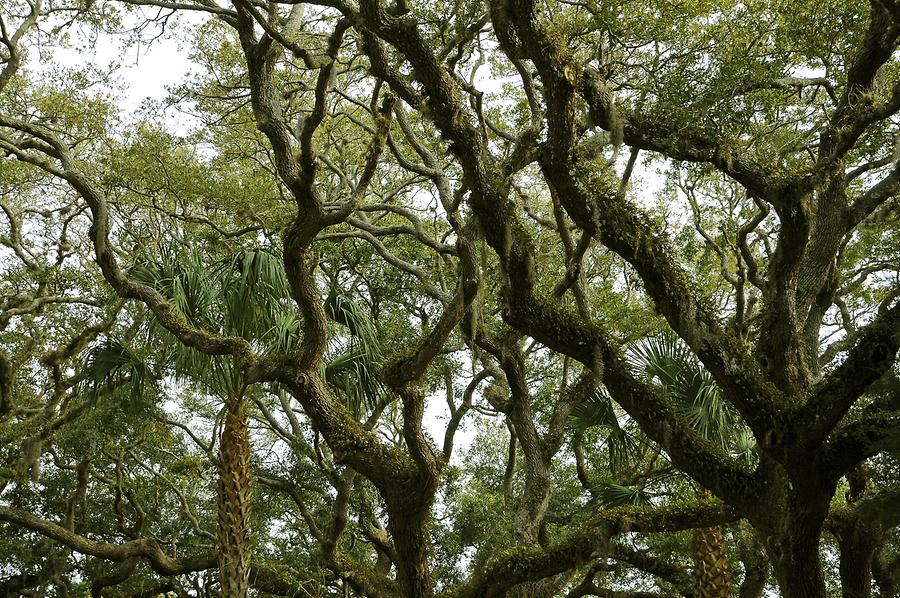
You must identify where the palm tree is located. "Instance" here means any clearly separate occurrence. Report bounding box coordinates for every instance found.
[85,244,385,597]
[570,333,755,597]
[124,245,288,597]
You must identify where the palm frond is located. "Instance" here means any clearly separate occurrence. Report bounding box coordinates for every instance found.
[626,333,696,391]
[319,285,388,415]
[82,339,155,405]
[567,389,619,434]
[268,312,304,354]
[684,375,728,446]
[220,248,290,339]
[730,427,757,466]
[568,390,639,475]
[130,245,217,331]
[607,427,641,475]
[321,348,389,416]
[626,333,735,448]
[324,288,379,358]
[592,482,653,509]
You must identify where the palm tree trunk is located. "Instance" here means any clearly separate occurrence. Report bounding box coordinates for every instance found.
[692,490,731,598]
[218,397,253,598]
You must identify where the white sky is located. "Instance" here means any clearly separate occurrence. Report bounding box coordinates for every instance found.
[30,10,193,114]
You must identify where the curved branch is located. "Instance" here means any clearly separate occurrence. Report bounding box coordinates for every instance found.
[817,409,900,480]
[446,500,739,598]
[580,69,783,205]
[850,166,900,225]
[816,1,900,169]
[0,115,256,361]
[729,77,837,103]
[0,0,42,93]
[801,291,900,447]
[0,505,216,576]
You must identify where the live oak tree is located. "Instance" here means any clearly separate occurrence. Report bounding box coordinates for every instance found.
[1,0,900,596]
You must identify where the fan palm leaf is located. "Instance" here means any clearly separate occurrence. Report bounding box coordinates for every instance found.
[592,481,653,509]
[218,248,290,339]
[122,249,388,597]
[325,287,380,358]
[627,333,731,449]
[568,390,640,474]
[321,348,389,415]
[627,333,738,598]
[82,339,156,405]
[268,312,304,354]
[321,285,389,415]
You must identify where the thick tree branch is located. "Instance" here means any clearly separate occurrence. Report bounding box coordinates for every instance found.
[815,1,900,169]
[579,70,784,205]
[730,77,838,103]
[817,409,900,479]
[0,506,216,576]
[347,0,763,511]
[0,0,41,93]
[801,292,900,447]
[850,166,900,225]
[498,0,779,432]
[446,500,738,598]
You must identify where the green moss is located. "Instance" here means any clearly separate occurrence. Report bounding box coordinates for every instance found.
[335,553,400,596]
[503,291,604,368]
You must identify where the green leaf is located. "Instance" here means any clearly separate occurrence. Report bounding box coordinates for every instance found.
[592,482,653,509]
[567,389,620,434]
[82,339,155,406]
[626,333,732,447]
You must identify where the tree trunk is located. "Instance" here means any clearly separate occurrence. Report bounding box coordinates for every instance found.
[690,489,731,598]
[769,543,825,598]
[384,479,435,598]
[736,525,768,598]
[692,524,731,598]
[834,511,883,598]
[765,512,827,598]
[873,546,900,597]
[217,398,253,598]
[838,538,876,598]
[754,462,836,598]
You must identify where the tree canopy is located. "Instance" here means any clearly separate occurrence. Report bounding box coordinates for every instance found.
[1,0,899,596]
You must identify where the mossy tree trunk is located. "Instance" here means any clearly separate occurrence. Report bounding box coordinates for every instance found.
[384,487,435,598]
[736,525,768,598]
[757,474,834,598]
[766,529,827,598]
[830,487,900,598]
[837,529,880,598]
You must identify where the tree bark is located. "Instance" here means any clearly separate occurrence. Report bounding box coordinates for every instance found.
[384,486,435,598]
[217,398,253,598]
[764,506,829,598]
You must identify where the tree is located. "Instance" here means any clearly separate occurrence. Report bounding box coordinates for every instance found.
[1,0,900,596]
